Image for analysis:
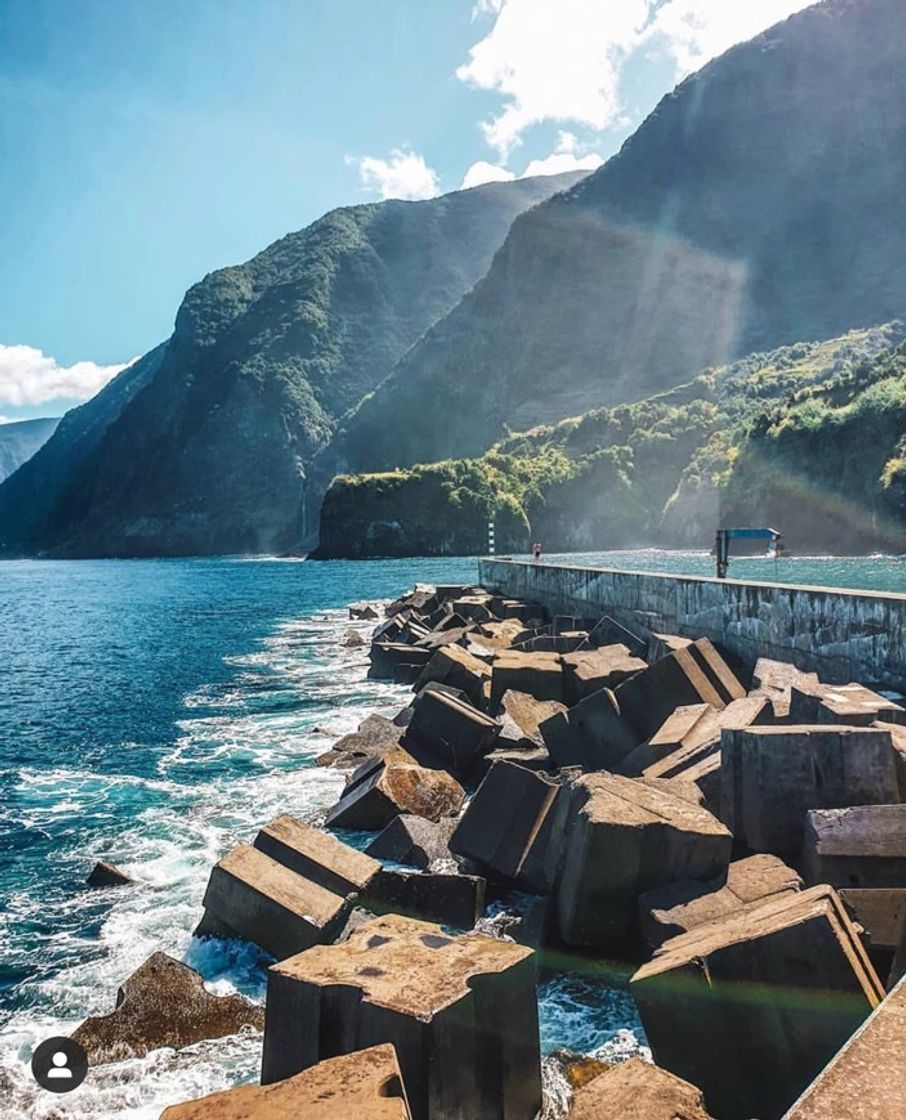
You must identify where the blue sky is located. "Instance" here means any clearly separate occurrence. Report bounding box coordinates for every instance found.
[0,0,811,422]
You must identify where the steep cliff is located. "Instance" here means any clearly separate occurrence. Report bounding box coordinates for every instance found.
[0,417,59,483]
[0,172,583,557]
[322,0,906,486]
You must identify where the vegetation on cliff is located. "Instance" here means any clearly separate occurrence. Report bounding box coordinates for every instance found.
[316,324,906,557]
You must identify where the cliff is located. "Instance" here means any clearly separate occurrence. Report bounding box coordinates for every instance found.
[0,173,583,557]
[0,417,59,483]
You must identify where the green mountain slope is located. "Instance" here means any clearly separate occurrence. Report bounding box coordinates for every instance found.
[0,172,584,557]
[321,0,906,487]
[0,417,59,483]
[314,324,905,558]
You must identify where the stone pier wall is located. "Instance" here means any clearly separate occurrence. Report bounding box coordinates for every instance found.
[478,559,906,690]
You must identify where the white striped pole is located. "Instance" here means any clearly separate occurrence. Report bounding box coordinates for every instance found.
[488,519,495,556]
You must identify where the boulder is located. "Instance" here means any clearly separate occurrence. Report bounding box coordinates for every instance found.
[365,815,458,870]
[783,970,906,1120]
[566,1057,715,1120]
[791,682,906,726]
[261,913,541,1120]
[414,644,491,709]
[631,885,884,1120]
[161,1043,410,1119]
[639,853,803,951]
[450,759,573,894]
[540,687,639,772]
[721,725,902,855]
[316,713,402,770]
[497,689,567,749]
[325,750,465,831]
[71,952,262,1065]
[366,867,487,929]
[253,815,380,895]
[802,804,906,888]
[343,629,367,648]
[556,774,732,948]
[349,603,382,621]
[561,644,648,704]
[401,687,500,778]
[194,844,351,959]
[490,651,564,709]
[86,860,135,888]
[615,639,744,741]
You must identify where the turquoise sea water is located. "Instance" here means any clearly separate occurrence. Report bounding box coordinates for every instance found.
[2,549,902,1118]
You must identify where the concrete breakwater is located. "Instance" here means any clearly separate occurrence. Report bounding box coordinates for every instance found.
[479,558,906,691]
[60,579,906,1120]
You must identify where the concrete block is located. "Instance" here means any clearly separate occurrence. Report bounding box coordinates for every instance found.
[540,687,640,772]
[647,632,693,662]
[161,1043,411,1119]
[803,805,906,888]
[791,682,906,727]
[195,845,351,959]
[721,725,901,854]
[71,952,262,1065]
[401,687,500,777]
[325,751,465,831]
[450,594,494,623]
[261,913,541,1120]
[450,759,572,893]
[472,618,528,650]
[750,657,821,719]
[366,868,486,930]
[254,815,380,895]
[639,854,803,951]
[561,644,647,704]
[316,713,403,770]
[490,651,564,708]
[368,643,431,683]
[414,644,491,709]
[497,689,566,749]
[566,1057,715,1120]
[839,887,906,988]
[365,815,458,870]
[86,860,135,888]
[556,774,732,948]
[631,885,885,1120]
[615,639,744,741]
[782,971,906,1120]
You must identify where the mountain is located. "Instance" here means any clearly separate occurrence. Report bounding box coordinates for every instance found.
[0,417,59,483]
[0,172,584,557]
[320,0,906,491]
[314,323,905,558]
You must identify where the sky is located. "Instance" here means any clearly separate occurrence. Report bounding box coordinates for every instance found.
[0,0,813,423]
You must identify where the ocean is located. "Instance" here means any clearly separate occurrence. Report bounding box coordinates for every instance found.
[2,549,905,1118]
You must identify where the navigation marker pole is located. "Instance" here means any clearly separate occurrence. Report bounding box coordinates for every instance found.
[488,519,495,556]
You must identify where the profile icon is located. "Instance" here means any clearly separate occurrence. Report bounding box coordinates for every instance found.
[31,1036,88,1093]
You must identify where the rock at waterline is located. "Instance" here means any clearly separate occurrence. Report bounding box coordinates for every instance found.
[349,602,382,621]
[161,1042,411,1119]
[343,628,366,648]
[566,1057,715,1120]
[86,860,135,888]
[261,912,540,1120]
[70,952,262,1065]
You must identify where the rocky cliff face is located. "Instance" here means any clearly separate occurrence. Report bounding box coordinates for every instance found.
[0,417,59,483]
[321,0,906,487]
[0,173,583,557]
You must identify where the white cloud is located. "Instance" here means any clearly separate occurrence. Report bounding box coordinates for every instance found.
[521,130,603,178]
[457,0,813,159]
[0,343,134,407]
[460,160,517,189]
[348,148,441,201]
[643,1,813,78]
[457,0,649,159]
